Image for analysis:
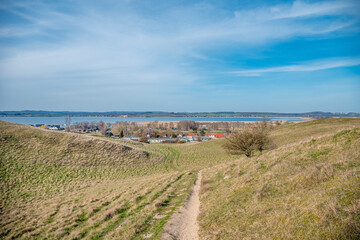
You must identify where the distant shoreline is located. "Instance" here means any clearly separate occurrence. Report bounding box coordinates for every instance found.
[1,111,358,118]
[0,116,312,126]
[135,117,312,125]
[0,116,310,119]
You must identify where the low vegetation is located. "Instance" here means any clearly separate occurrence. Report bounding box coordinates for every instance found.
[223,120,274,157]
[0,121,235,239]
[1,118,359,239]
[199,119,360,239]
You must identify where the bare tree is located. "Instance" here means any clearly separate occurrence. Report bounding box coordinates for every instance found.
[98,121,107,136]
[80,122,89,132]
[90,121,97,131]
[178,120,198,131]
[111,122,122,136]
[151,121,159,129]
[73,122,81,132]
[65,116,71,132]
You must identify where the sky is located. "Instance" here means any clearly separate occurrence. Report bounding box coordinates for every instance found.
[0,0,359,113]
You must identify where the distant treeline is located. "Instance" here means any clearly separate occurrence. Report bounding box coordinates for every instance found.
[67,120,261,137]
[0,110,359,118]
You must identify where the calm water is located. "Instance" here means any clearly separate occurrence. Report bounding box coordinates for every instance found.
[0,116,301,125]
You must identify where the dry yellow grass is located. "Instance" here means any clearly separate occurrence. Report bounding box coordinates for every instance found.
[1,118,359,239]
[270,117,360,146]
[199,120,360,239]
[0,121,197,239]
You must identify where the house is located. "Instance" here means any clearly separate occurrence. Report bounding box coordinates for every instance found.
[178,137,190,142]
[148,138,164,143]
[47,124,61,130]
[122,137,140,141]
[206,133,225,139]
[162,138,178,143]
[187,133,200,139]
[148,138,178,144]
[191,136,201,141]
[201,136,211,141]
[142,132,156,138]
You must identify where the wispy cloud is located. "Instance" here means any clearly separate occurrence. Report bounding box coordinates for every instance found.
[270,0,359,20]
[1,1,358,76]
[0,0,359,111]
[228,57,360,76]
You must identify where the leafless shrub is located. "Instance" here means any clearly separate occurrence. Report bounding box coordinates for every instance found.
[223,118,275,157]
[138,137,149,143]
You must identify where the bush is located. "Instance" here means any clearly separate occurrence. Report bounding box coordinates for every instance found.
[138,137,149,143]
[223,119,274,157]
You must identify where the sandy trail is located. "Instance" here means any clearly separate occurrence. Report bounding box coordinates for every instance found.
[161,171,202,240]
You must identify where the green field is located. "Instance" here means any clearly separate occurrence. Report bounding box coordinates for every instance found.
[1,118,360,239]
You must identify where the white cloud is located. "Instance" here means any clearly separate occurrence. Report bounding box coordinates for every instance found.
[228,57,360,76]
[271,0,358,19]
[0,0,359,110]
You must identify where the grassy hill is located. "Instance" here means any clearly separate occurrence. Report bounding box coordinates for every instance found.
[0,121,153,166]
[271,117,360,146]
[0,121,196,239]
[1,118,359,239]
[199,118,360,239]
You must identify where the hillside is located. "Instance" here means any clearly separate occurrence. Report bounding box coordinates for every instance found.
[1,118,359,239]
[0,121,197,239]
[0,121,152,167]
[270,117,360,146]
[199,119,360,239]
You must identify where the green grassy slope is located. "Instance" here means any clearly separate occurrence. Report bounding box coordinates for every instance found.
[0,121,196,239]
[199,119,360,239]
[1,118,360,239]
[0,121,152,166]
[155,140,238,171]
[271,117,360,146]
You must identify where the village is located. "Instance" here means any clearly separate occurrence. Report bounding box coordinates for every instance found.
[29,119,263,143]
[123,132,227,143]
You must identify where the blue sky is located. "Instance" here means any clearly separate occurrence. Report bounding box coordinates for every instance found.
[0,0,359,112]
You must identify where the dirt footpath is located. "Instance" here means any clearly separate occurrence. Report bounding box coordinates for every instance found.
[161,171,202,240]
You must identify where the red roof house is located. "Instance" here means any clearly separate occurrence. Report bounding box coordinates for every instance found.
[187,132,200,139]
[206,133,225,139]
